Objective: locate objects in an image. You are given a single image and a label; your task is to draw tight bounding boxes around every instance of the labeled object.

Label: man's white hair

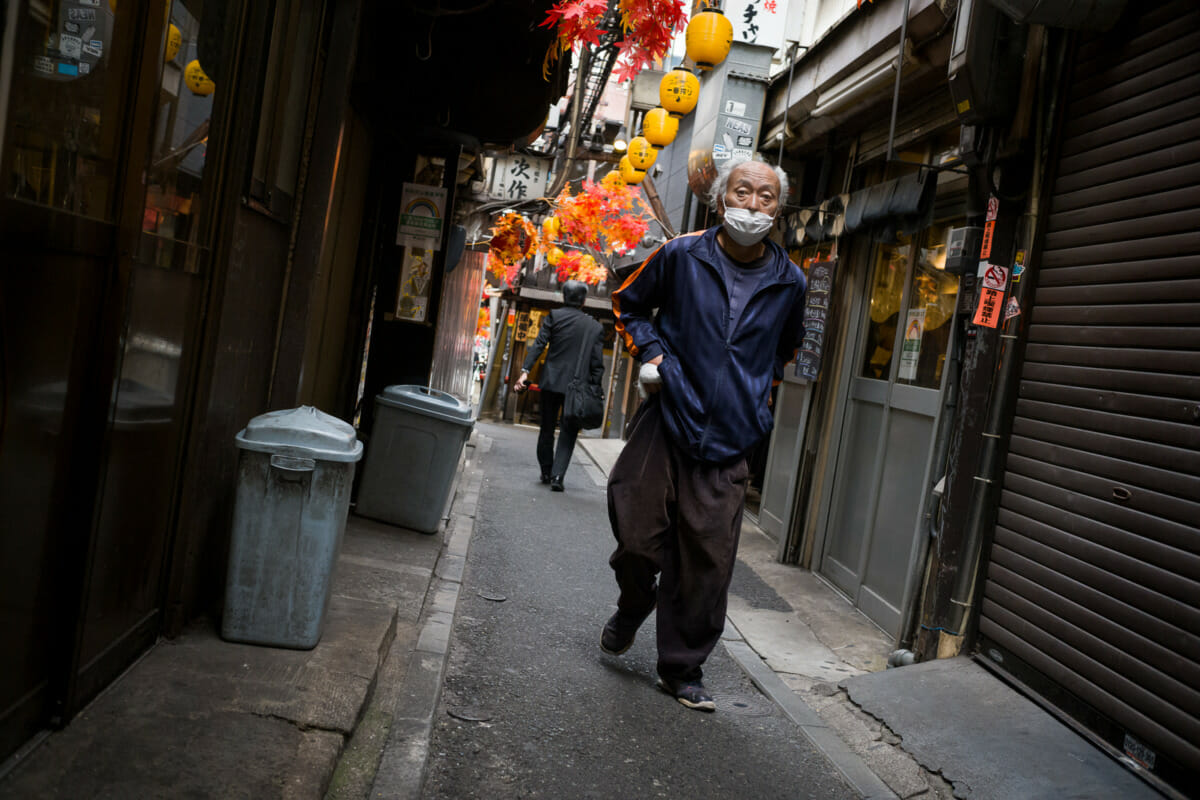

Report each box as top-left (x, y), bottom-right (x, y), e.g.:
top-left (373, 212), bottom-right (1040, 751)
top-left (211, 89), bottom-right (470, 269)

top-left (707, 155), bottom-right (789, 213)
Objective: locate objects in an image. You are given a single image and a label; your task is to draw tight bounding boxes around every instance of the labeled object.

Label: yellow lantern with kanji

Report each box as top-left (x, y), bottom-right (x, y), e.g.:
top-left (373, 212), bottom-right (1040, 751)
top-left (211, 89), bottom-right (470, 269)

top-left (686, 8), bottom-right (732, 71)
top-left (659, 67), bottom-right (700, 117)
top-left (619, 157), bottom-right (645, 184)
top-left (165, 24), bottom-right (182, 62)
top-left (627, 136), bottom-right (657, 171)
top-left (184, 60), bottom-right (215, 95)
top-left (642, 108), bottom-right (678, 149)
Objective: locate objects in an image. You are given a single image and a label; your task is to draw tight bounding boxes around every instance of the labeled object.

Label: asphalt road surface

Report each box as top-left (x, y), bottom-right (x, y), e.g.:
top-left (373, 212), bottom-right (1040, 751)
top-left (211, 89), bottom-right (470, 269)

top-left (422, 422), bottom-right (857, 799)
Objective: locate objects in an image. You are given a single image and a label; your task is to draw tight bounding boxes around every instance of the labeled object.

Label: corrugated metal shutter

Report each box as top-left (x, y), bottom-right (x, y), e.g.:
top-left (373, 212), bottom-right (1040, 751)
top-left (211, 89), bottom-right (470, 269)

top-left (978, 0), bottom-right (1200, 787)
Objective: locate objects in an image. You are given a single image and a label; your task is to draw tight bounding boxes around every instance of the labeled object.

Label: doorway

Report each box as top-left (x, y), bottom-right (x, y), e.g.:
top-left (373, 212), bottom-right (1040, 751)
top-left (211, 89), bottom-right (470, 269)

top-left (819, 223), bottom-right (958, 635)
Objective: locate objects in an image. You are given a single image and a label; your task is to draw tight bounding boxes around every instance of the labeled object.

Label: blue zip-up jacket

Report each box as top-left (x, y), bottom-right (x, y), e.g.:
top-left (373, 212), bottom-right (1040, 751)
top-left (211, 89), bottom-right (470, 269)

top-left (613, 226), bottom-right (807, 464)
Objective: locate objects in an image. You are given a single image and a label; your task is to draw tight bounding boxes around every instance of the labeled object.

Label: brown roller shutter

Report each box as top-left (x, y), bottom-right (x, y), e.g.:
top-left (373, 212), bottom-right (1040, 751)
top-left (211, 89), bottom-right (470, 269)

top-left (978, 0), bottom-right (1200, 793)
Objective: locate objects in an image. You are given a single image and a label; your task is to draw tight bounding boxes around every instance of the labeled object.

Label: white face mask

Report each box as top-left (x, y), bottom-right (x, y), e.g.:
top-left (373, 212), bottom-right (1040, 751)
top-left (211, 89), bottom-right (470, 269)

top-left (722, 206), bottom-right (774, 246)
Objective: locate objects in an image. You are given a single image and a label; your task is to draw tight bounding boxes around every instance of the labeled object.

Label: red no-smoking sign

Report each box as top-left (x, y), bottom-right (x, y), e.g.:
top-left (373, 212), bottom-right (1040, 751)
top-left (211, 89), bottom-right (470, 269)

top-left (981, 263), bottom-right (1009, 290)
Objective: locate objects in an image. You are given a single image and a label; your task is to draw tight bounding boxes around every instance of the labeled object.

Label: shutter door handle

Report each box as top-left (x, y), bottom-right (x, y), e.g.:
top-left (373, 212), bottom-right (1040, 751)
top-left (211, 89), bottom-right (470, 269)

top-left (1112, 487), bottom-right (1132, 503)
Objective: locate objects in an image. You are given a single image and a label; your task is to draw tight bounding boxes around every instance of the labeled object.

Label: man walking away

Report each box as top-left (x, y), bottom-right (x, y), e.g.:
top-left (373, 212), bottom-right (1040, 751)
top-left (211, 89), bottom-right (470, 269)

top-left (514, 280), bottom-right (604, 491)
top-left (602, 157), bottom-right (806, 711)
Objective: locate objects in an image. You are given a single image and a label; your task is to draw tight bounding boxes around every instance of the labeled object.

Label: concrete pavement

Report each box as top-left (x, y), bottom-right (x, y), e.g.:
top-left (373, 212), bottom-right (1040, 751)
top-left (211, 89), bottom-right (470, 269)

top-left (0, 424), bottom-right (1165, 799)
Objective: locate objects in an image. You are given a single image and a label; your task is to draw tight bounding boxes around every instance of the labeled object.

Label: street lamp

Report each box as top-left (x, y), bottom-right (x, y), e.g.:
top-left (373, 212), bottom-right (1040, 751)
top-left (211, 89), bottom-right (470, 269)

top-left (613, 125), bottom-right (628, 153)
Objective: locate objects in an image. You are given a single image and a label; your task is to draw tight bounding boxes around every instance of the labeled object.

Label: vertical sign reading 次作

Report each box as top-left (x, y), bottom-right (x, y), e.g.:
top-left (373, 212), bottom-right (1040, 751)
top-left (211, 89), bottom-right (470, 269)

top-left (795, 259), bottom-right (836, 381)
top-left (489, 156), bottom-right (551, 203)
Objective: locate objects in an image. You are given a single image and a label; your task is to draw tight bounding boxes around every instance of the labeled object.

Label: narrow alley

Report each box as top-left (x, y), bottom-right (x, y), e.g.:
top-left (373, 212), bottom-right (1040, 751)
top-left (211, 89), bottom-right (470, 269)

top-left (417, 423), bottom-right (857, 799)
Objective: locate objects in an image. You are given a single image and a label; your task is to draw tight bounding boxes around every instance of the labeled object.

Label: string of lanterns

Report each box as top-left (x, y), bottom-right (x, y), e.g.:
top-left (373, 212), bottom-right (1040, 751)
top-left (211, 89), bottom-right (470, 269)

top-left (617, 6), bottom-right (731, 185)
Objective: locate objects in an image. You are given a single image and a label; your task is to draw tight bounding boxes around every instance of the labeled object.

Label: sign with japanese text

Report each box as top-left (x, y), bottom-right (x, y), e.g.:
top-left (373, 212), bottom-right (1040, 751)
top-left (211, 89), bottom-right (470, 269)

top-left (525, 309), bottom-right (546, 342)
top-left (726, 0), bottom-right (788, 50)
top-left (396, 183), bottom-right (447, 250)
top-left (489, 156), bottom-right (551, 203)
top-left (795, 259), bottom-right (836, 381)
top-left (973, 287), bottom-right (1003, 328)
top-left (980, 219), bottom-right (995, 259)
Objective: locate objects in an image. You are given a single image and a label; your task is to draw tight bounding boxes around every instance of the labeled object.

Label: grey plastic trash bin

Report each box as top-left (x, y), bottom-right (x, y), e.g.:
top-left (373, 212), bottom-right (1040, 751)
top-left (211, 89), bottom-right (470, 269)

top-left (355, 385), bottom-right (474, 533)
top-left (222, 406), bottom-right (363, 649)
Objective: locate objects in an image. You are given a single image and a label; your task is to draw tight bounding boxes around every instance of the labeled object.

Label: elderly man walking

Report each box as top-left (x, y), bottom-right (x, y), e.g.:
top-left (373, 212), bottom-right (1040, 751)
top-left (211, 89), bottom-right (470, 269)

top-left (601, 157), bottom-right (806, 711)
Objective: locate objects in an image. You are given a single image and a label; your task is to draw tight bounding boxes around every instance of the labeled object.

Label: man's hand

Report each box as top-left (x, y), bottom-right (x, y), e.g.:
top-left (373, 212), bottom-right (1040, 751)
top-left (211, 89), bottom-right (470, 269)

top-left (514, 370), bottom-right (529, 393)
top-left (637, 359), bottom-right (663, 400)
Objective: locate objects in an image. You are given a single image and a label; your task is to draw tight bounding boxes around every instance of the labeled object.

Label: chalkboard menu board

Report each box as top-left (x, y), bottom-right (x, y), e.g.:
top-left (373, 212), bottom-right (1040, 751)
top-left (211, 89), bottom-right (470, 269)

top-left (795, 260), bottom-right (837, 381)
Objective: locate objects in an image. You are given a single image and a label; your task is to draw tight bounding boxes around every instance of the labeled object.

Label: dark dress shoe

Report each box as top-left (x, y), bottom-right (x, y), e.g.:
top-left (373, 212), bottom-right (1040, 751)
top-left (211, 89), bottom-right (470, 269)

top-left (540, 472), bottom-right (552, 484)
top-left (550, 476), bottom-right (564, 492)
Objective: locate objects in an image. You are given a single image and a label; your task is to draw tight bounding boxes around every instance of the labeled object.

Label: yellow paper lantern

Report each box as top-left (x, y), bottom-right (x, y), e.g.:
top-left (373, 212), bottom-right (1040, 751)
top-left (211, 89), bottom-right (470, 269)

top-left (627, 136), bottom-right (657, 171)
top-left (642, 108), bottom-right (678, 149)
top-left (686, 8), bottom-right (733, 71)
top-left (165, 24), bottom-right (182, 62)
top-left (184, 59), bottom-right (215, 96)
top-left (659, 67), bottom-right (700, 117)
top-left (619, 157), bottom-right (645, 185)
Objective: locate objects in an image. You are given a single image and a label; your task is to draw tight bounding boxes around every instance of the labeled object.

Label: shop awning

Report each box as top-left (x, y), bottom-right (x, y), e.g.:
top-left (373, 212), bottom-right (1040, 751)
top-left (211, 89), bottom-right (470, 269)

top-left (843, 170), bottom-right (937, 238)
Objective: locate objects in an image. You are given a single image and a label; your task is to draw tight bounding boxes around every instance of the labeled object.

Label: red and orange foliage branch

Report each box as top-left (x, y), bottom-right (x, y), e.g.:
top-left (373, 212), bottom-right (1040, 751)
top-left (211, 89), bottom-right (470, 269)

top-left (542, 170), bottom-right (649, 284)
top-left (541, 0), bottom-right (687, 82)
top-left (486, 172), bottom-right (650, 288)
top-left (486, 211), bottom-right (538, 288)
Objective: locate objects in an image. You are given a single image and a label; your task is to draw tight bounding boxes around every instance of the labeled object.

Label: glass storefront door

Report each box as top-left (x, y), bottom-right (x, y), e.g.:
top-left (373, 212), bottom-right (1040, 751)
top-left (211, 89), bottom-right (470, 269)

top-left (0, 0), bottom-right (235, 758)
top-left (819, 224), bottom-right (958, 636)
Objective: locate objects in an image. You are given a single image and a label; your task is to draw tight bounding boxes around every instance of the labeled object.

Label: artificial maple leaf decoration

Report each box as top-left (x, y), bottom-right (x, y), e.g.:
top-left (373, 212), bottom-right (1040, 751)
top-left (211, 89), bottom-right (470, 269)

top-left (542, 0), bottom-right (688, 82)
top-left (487, 211), bottom-right (538, 288)
top-left (539, 170), bottom-right (650, 285)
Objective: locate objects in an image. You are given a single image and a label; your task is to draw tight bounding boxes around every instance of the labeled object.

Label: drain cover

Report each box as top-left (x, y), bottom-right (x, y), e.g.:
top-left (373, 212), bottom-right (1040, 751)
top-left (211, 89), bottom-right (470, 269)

top-left (715, 693), bottom-right (776, 717)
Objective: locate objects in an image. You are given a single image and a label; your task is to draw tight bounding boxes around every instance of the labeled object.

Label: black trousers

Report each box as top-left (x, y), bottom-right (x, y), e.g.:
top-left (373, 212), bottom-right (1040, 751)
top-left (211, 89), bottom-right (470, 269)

top-left (537, 390), bottom-right (582, 479)
top-left (606, 397), bottom-right (749, 681)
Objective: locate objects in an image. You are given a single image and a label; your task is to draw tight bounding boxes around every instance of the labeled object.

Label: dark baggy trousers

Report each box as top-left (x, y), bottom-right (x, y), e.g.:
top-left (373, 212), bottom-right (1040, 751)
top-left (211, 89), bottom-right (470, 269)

top-left (606, 397), bottom-right (749, 681)
top-left (537, 390), bottom-right (582, 479)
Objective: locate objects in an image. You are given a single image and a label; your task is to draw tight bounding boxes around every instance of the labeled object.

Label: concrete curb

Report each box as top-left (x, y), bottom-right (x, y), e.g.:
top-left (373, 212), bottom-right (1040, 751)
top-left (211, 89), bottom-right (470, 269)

top-left (723, 622), bottom-right (898, 800)
top-left (366, 436), bottom-right (488, 799)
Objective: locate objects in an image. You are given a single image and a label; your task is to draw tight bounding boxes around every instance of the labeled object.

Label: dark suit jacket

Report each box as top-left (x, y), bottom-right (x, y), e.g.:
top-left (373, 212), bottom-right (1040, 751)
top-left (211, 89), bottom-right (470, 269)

top-left (522, 306), bottom-right (604, 394)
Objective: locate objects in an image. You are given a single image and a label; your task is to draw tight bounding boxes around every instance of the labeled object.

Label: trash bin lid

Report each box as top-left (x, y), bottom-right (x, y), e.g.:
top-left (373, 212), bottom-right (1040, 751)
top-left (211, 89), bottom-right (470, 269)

top-left (376, 385), bottom-right (474, 426)
top-left (235, 406), bottom-right (363, 462)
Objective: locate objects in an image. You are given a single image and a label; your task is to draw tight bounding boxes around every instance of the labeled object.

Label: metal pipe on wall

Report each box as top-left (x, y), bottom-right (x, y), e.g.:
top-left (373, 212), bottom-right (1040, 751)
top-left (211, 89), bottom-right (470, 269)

top-left (546, 47), bottom-right (592, 199)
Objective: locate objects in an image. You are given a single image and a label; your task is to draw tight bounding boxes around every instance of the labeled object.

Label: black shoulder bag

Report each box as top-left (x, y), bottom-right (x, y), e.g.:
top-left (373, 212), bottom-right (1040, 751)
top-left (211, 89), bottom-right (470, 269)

top-left (562, 319), bottom-right (605, 429)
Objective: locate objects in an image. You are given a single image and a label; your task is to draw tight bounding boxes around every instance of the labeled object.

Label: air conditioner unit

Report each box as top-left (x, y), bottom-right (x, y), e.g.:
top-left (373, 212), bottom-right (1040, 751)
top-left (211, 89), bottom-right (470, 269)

top-left (947, 0), bottom-right (1029, 124)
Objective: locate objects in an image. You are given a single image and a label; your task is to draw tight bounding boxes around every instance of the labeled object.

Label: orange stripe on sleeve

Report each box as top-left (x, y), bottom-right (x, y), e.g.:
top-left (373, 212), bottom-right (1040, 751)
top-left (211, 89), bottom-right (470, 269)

top-left (611, 232), bottom-right (702, 356)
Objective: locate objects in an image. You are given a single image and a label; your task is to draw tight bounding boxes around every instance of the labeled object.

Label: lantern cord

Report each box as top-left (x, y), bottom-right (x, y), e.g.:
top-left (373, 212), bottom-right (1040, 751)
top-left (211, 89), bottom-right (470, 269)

top-left (416, 19), bottom-right (434, 60)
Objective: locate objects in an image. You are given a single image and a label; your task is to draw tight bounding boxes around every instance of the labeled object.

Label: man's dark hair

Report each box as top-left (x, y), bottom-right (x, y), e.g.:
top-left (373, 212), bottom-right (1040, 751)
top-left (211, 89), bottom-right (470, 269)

top-left (562, 280), bottom-right (588, 308)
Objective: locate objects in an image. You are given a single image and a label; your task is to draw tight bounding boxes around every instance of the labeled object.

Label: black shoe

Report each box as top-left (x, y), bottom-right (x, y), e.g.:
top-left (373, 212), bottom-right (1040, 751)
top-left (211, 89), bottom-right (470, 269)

top-left (550, 476), bottom-right (564, 491)
top-left (600, 602), bottom-right (655, 655)
top-left (540, 471), bottom-right (552, 485)
top-left (657, 676), bottom-right (716, 712)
